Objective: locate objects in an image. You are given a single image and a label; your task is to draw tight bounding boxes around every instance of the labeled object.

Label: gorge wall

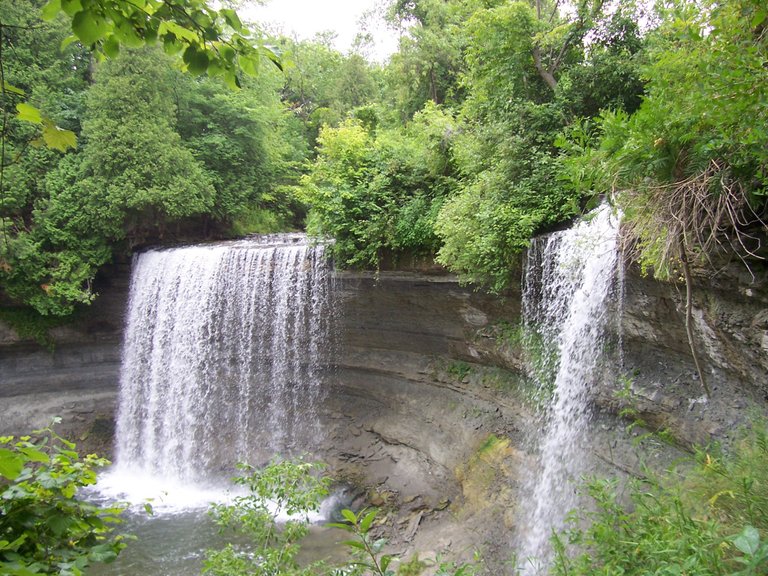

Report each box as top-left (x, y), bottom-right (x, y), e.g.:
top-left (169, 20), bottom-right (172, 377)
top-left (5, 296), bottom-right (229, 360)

top-left (1, 254), bottom-right (767, 566)
top-left (0, 263), bottom-right (129, 453)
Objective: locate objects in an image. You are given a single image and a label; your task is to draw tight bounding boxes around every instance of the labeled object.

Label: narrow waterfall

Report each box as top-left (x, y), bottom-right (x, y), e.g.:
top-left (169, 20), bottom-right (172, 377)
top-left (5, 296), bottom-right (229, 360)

top-left (517, 205), bottom-right (620, 572)
top-left (111, 234), bottom-right (334, 488)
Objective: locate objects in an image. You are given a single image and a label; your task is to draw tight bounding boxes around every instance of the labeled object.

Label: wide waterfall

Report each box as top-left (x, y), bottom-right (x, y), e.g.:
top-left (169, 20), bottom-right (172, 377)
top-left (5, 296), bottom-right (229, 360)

top-left (517, 205), bottom-right (621, 572)
top-left (109, 234), bottom-right (334, 494)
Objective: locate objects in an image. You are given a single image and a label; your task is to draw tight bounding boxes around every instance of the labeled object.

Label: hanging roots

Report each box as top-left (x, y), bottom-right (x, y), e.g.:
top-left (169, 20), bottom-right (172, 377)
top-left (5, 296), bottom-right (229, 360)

top-left (620, 158), bottom-right (766, 280)
top-left (618, 159), bottom-right (766, 398)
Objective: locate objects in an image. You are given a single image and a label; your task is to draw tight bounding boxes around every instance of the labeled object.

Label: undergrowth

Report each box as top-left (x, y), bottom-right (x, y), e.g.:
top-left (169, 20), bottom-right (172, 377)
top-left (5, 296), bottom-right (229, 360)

top-left (551, 423), bottom-right (768, 576)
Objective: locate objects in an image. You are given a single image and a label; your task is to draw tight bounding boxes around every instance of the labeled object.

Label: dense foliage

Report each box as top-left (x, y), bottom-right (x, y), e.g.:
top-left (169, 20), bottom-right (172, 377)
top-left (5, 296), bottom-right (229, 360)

top-left (298, 0), bottom-right (648, 289)
top-left (297, 0), bottom-right (766, 292)
top-left (0, 423), bottom-right (124, 575)
top-left (560, 0), bottom-right (768, 279)
top-left (552, 425), bottom-right (768, 576)
top-left (0, 0), bottom-right (309, 316)
top-left (300, 103), bottom-right (457, 267)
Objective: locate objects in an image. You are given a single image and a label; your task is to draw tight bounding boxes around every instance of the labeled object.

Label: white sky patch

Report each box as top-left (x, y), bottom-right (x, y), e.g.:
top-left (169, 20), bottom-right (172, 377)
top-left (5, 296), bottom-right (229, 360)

top-left (242, 0), bottom-right (400, 62)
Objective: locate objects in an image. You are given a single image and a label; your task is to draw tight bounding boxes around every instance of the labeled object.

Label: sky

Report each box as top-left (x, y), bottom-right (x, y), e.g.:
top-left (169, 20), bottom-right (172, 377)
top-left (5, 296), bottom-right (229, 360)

top-left (243, 0), bottom-right (401, 61)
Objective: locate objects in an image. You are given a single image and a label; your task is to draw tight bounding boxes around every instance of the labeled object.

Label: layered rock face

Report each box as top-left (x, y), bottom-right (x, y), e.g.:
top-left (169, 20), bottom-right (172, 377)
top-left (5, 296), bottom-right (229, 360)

top-left (322, 272), bottom-right (532, 564)
top-left (0, 265), bottom-right (128, 451)
top-left (601, 261), bottom-right (768, 448)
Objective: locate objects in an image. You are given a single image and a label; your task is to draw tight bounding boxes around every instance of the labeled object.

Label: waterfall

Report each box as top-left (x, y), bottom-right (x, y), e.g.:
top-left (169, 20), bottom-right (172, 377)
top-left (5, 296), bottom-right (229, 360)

top-left (109, 234), bottom-right (334, 494)
top-left (517, 205), bottom-right (620, 572)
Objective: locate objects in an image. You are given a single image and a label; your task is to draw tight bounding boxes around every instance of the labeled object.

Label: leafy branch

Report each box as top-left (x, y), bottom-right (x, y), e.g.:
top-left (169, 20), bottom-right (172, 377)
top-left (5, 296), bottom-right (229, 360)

top-left (0, 420), bottom-right (126, 575)
top-left (330, 509), bottom-right (395, 576)
top-left (41, 0), bottom-right (281, 88)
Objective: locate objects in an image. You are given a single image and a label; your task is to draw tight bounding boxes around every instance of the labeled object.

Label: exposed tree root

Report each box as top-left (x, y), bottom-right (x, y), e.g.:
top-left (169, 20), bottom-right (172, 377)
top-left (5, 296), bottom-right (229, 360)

top-left (618, 159), bottom-right (766, 398)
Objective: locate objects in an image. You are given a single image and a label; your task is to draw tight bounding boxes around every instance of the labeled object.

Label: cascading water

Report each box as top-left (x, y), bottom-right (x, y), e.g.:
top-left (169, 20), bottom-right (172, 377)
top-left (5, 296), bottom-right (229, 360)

top-left (102, 234), bottom-right (334, 505)
top-left (517, 205), bottom-right (620, 572)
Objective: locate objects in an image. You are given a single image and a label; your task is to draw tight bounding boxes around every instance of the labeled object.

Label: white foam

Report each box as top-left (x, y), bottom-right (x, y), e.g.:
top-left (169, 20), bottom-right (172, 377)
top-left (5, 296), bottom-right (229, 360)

top-left (90, 465), bottom-right (338, 524)
top-left (90, 466), bottom-right (239, 514)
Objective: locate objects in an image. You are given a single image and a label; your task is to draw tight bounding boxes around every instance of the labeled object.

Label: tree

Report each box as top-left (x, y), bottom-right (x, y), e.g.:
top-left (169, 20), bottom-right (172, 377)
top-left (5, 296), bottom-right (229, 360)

top-left (558, 0), bottom-right (768, 395)
top-left (75, 47), bottom-right (214, 240)
top-left (0, 0), bottom-right (288, 317)
top-left (529, 0), bottom-right (608, 91)
top-left (204, 459), bottom-right (330, 576)
top-left (2, 0), bottom-right (274, 197)
top-left (1, 0), bottom-right (96, 315)
top-left (2, 45), bottom-right (219, 316)
top-left (176, 69), bottom-right (308, 231)
top-left (432, 1), bottom-right (581, 291)
top-left (300, 104), bottom-right (458, 268)
top-left (280, 36), bottom-right (380, 149)
top-left (432, 0), bottom-right (646, 291)
top-left (384, 0), bottom-right (490, 120)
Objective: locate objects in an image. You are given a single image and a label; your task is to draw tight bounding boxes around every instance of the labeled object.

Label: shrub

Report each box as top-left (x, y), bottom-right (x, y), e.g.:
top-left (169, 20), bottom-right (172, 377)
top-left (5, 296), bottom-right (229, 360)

top-left (0, 422), bottom-right (125, 575)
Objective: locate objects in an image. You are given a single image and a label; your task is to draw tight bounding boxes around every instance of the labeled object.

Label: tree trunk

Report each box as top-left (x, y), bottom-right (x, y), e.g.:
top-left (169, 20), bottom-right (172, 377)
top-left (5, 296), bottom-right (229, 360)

top-left (532, 46), bottom-right (558, 91)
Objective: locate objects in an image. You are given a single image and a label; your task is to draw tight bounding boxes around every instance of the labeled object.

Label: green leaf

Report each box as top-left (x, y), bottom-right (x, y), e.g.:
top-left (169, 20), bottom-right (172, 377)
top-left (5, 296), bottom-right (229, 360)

top-left (60, 35), bottom-right (78, 50)
top-left (360, 509), bottom-right (377, 534)
top-left (61, 0), bottom-right (83, 16)
top-left (18, 447), bottom-right (50, 464)
top-left (733, 525), bottom-right (761, 557)
top-left (327, 522), bottom-right (354, 532)
top-left (158, 20), bottom-right (198, 43)
top-left (187, 49), bottom-right (210, 74)
top-left (42, 120), bottom-right (77, 150)
top-left (72, 9), bottom-right (110, 46)
top-left (16, 103), bottom-right (42, 124)
top-left (380, 555), bottom-right (392, 572)
top-left (61, 482), bottom-right (77, 499)
top-left (0, 534), bottom-right (27, 552)
top-left (144, 27), bottom-right (158, 44)
top-left (206, 60), bottom-right (223, 77)
top-left (47, 514), bottom-right (73, 536)
top-left (102, 35), bottom-right (120, 58)
top-left (113, 20), bottom-right (144, 48)
top-left (41, 0), bottom-right (62, 20)
top-left (59, 436), bottom-right (76, 449)
top-left (163, 34), bottom-right (183, 55)
top-left (88, 543), bottom-right (120, 563)
top-left (342, 539), bottom-right (367, 551)
top-left (223, 70), bottom-right (240, 90)
top-left (0, 448), bottom-right (25, 480)
top-left (239, 54), bottom-right (259, 76)
top-left (220, 45), bottom-right (235, 63)
top-left (221, 8), bottom-right (243, 32)
top-left (341, 509), bottom-right (358, 524)
top-left (2, 81), bottom-right (25, 96)
top-left (262, 45), bottom-right (283, 71)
